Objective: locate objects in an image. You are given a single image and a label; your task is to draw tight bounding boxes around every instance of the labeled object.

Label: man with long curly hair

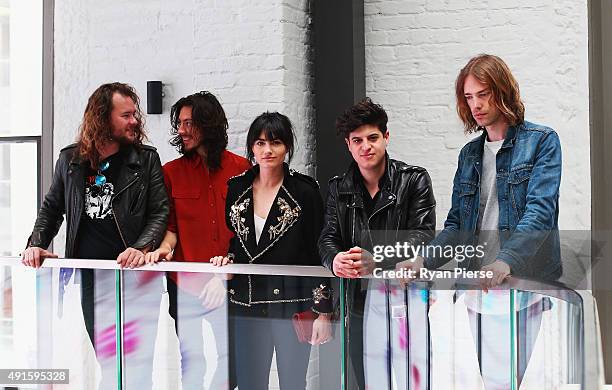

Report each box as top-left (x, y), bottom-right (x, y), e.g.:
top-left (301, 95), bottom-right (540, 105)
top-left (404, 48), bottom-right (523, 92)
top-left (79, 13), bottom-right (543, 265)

top-left (23, 82), bottom-right (168, 267)
top-left (145, 91), bottom-right (249, 388)
top-left (22, 82), bottom-right (169, 388)
top-left (398, 54), bottom-right (562, 388)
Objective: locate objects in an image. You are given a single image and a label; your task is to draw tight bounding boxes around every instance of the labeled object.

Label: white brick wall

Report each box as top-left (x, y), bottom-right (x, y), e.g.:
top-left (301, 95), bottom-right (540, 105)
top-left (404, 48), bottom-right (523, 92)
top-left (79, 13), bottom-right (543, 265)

top-left (53, 0), bottom-right (314, 170)
top-left (364, 0), bottom-right (590, 230)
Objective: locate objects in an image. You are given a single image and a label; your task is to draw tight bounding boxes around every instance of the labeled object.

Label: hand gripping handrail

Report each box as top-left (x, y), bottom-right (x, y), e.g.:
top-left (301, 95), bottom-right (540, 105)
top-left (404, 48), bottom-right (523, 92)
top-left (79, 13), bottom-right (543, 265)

top-left (0, 256), bottom-right (334, 277)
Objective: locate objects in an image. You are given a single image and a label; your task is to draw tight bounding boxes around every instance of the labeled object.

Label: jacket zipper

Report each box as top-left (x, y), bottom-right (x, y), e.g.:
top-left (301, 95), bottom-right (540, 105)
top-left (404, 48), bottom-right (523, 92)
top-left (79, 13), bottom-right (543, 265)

top-left (366, 198), bottom-right (395, 245)
top-left (70, 192), bottom-right (81, 256)
top-left (351, 206), bottom-right (356, 245)
top-left (111, 174), bottom-right (139, 248)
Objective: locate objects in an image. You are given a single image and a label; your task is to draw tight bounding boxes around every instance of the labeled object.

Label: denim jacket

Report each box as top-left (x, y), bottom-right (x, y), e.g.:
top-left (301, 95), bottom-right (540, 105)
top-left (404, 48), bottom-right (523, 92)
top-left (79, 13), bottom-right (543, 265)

top-left (425, 121), bottom-right (562, 281)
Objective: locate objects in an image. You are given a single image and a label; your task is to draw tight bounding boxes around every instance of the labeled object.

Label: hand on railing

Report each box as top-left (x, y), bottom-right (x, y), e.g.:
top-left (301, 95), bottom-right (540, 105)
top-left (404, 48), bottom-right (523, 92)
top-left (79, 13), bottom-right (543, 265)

top-left (480, 260), bottom-right (511, 292)
top-left (210, 256), bottom-right (233, 266)
top-left (144, 244), bottom-right (174, 264)
top-left (332, 246), bottom-right (375, 278)
top-left (21, 246), bottom-right (58, 268)
top-left (116, 247), bottom-right (146, 269)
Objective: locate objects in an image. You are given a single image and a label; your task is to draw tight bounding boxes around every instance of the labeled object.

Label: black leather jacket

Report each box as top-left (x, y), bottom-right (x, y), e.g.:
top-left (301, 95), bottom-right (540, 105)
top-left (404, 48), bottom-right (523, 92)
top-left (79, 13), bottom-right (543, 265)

top-left (27, 143), bottom-right (169, 257)
top-left (318, 156), bottom-right (436, 272)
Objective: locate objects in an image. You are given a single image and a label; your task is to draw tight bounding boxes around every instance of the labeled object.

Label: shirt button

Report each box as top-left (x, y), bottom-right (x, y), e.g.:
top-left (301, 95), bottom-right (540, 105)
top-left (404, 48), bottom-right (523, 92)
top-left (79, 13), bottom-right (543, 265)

top-left (210, 204), bottom-right (214, 207)
top-left (209, 185), bottom-right (212, 189)
top-left (273, 288), bottom-right (280, 295)
top-left (212, 220), bottom-right (216, 224)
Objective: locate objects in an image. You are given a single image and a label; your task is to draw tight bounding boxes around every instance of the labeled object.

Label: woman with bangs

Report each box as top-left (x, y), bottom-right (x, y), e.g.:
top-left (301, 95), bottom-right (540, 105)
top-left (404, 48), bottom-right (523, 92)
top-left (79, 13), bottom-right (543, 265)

top-left (211, 112), bottom-right (333, 390)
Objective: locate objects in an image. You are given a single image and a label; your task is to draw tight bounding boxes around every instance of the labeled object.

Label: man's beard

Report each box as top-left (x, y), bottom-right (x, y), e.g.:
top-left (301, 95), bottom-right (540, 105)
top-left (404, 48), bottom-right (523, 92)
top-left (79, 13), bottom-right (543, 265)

top-left (182, 140), bottom-right (205, 155)
top-left (110, 130), bottom-right (137, 145)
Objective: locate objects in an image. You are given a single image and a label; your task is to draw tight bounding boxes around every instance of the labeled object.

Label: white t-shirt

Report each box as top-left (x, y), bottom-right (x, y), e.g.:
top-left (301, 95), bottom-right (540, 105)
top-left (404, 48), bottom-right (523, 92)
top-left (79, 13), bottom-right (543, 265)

top-left (476, 138), bottom-right (504, 267)
top-left (254, 213), bottom-right (266, 245)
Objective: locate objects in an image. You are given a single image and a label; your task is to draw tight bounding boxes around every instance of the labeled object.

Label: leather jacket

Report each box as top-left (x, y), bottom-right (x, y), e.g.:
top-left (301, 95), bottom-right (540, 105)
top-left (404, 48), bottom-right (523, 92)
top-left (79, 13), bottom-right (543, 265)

top-left (318, 155), bottom-right (436, 272)
top-left (27, 143), bottom-right (169, 257)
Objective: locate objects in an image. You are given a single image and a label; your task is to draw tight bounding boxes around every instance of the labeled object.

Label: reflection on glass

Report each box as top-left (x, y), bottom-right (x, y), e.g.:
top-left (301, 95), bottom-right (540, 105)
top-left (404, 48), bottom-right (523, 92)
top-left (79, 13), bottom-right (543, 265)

top-left (351, 280), bottom-right (587, 390)
top-left (0, 266), bottom-right (120, 389)
top-left (116, 270), bottom-right (341, 390)
top-left (363, 279), bottom-right (430, 389)
top-left (517, 291), bottom-right (584, 389)
top-left (227, 273), bottom-right (341, 390)
top-left (168, 271), bottom-right (229, 389)
top-left (119, 270), bottom-right (164, 389)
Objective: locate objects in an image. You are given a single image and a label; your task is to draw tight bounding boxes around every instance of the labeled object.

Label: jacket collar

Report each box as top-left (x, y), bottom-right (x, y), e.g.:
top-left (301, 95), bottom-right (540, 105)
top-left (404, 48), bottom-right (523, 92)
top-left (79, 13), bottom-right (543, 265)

top-left (228, 162), bottom-right (301, 263)
top-left (69, 144), bottom-right (141, 168)
top-left (474, 123), bottom-right (520, 154)
top-left (338, 153), bottom-right (391, 196)
top-left (68, 145), bottom-right (142, 195)
top-left (184, 151), bottom-right (207, 169)
top-left (232, 162), bottom-right (294, 185)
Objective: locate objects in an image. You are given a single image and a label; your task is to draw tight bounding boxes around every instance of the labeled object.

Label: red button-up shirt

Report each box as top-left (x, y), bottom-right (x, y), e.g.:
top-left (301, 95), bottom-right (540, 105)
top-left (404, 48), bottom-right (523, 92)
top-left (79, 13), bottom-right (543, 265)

top-left (164, 150), bottom-right (250, 262)
top-left (163, 151), bottom-right (250, 294)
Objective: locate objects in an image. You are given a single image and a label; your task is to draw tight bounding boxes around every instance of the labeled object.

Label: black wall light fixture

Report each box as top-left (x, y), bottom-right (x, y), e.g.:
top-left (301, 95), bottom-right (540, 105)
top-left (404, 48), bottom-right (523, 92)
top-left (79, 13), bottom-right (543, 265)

top-left (147, 81), bottom-right (163, 114)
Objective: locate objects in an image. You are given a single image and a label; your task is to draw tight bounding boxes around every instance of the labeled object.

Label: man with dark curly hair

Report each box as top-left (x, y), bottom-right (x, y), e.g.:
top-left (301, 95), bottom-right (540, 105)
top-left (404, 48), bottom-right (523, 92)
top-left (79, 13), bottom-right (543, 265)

top-left (145, 91), bottom-right (250, 388)
top-left (318, 97), bottom-right (437, 389)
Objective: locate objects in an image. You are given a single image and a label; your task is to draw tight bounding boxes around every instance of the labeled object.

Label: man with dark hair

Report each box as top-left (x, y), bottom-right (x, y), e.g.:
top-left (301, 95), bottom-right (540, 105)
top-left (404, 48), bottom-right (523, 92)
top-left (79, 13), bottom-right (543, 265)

top-left (145, 91), bottom-right (250, 388)
top-left (318, 97), bottom-right (436, 389)
top-left (22, 82), bottom-right (169, 388)
top-left (398, 54), bottom-right (562, 387)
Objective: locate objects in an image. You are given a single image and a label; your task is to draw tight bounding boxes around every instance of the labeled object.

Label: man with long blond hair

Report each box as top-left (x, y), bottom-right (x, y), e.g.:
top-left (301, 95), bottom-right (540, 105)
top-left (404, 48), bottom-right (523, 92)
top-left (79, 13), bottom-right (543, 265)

top-left (399, 54), bottom-right (562, 387)
top-left (22, 82), bottom-right (169, 388)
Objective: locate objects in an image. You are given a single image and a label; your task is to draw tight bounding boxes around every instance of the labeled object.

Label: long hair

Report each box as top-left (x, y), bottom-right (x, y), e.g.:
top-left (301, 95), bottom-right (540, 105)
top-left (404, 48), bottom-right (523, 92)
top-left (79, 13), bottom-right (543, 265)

top-left (455, 54), bottom-right (525, 133)
top-left (169, 91), bottom-right (228, 171)
top-left (76, 83), bottom-right (146, 167)
top-left (335, 97), bottom-right (388, 138)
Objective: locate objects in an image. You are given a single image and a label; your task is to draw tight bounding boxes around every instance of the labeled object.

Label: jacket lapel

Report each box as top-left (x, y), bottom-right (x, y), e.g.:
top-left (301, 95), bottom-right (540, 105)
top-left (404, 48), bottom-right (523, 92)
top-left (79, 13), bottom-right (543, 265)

top-left (255, 185), bottom-right (301, 254)
top-left (113, 146), bottom-right (141, 195)
top-left (230, 182), bottom-right (302, 263)
top-left (228, 185), bottom-right (258, 261)
top-left (68, 159), bottom-right (86, 216)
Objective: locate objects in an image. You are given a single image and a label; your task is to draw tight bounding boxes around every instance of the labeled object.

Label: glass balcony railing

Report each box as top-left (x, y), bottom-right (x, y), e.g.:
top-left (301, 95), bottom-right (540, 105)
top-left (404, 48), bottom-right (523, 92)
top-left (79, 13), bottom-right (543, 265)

top-left (0, 257), bottom-right (604, 389)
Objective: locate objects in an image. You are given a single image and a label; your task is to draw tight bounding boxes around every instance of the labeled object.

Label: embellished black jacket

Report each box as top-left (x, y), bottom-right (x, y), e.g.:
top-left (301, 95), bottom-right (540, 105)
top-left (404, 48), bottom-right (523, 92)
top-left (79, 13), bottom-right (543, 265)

top-left (225, 163), bottom-right (332, 314)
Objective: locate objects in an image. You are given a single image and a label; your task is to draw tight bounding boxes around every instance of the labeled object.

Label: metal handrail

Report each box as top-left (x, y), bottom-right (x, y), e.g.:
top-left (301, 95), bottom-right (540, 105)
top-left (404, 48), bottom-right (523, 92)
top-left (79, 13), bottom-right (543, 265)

top-left (0, 256), bottom-right (334, 277)
top-left (0, 256), bottom-right (591, 298)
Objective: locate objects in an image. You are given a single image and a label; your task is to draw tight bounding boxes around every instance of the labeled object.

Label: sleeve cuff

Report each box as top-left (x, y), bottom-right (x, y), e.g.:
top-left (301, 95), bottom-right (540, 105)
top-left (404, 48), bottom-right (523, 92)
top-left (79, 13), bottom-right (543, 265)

top-left (496, 249), bottom-right (528, 275)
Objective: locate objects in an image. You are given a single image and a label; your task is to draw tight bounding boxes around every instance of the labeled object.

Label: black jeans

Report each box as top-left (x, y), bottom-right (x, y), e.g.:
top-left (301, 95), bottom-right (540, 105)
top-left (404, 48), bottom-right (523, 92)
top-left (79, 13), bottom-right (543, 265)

top-left (231, 303), bottom-right (312, 390)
